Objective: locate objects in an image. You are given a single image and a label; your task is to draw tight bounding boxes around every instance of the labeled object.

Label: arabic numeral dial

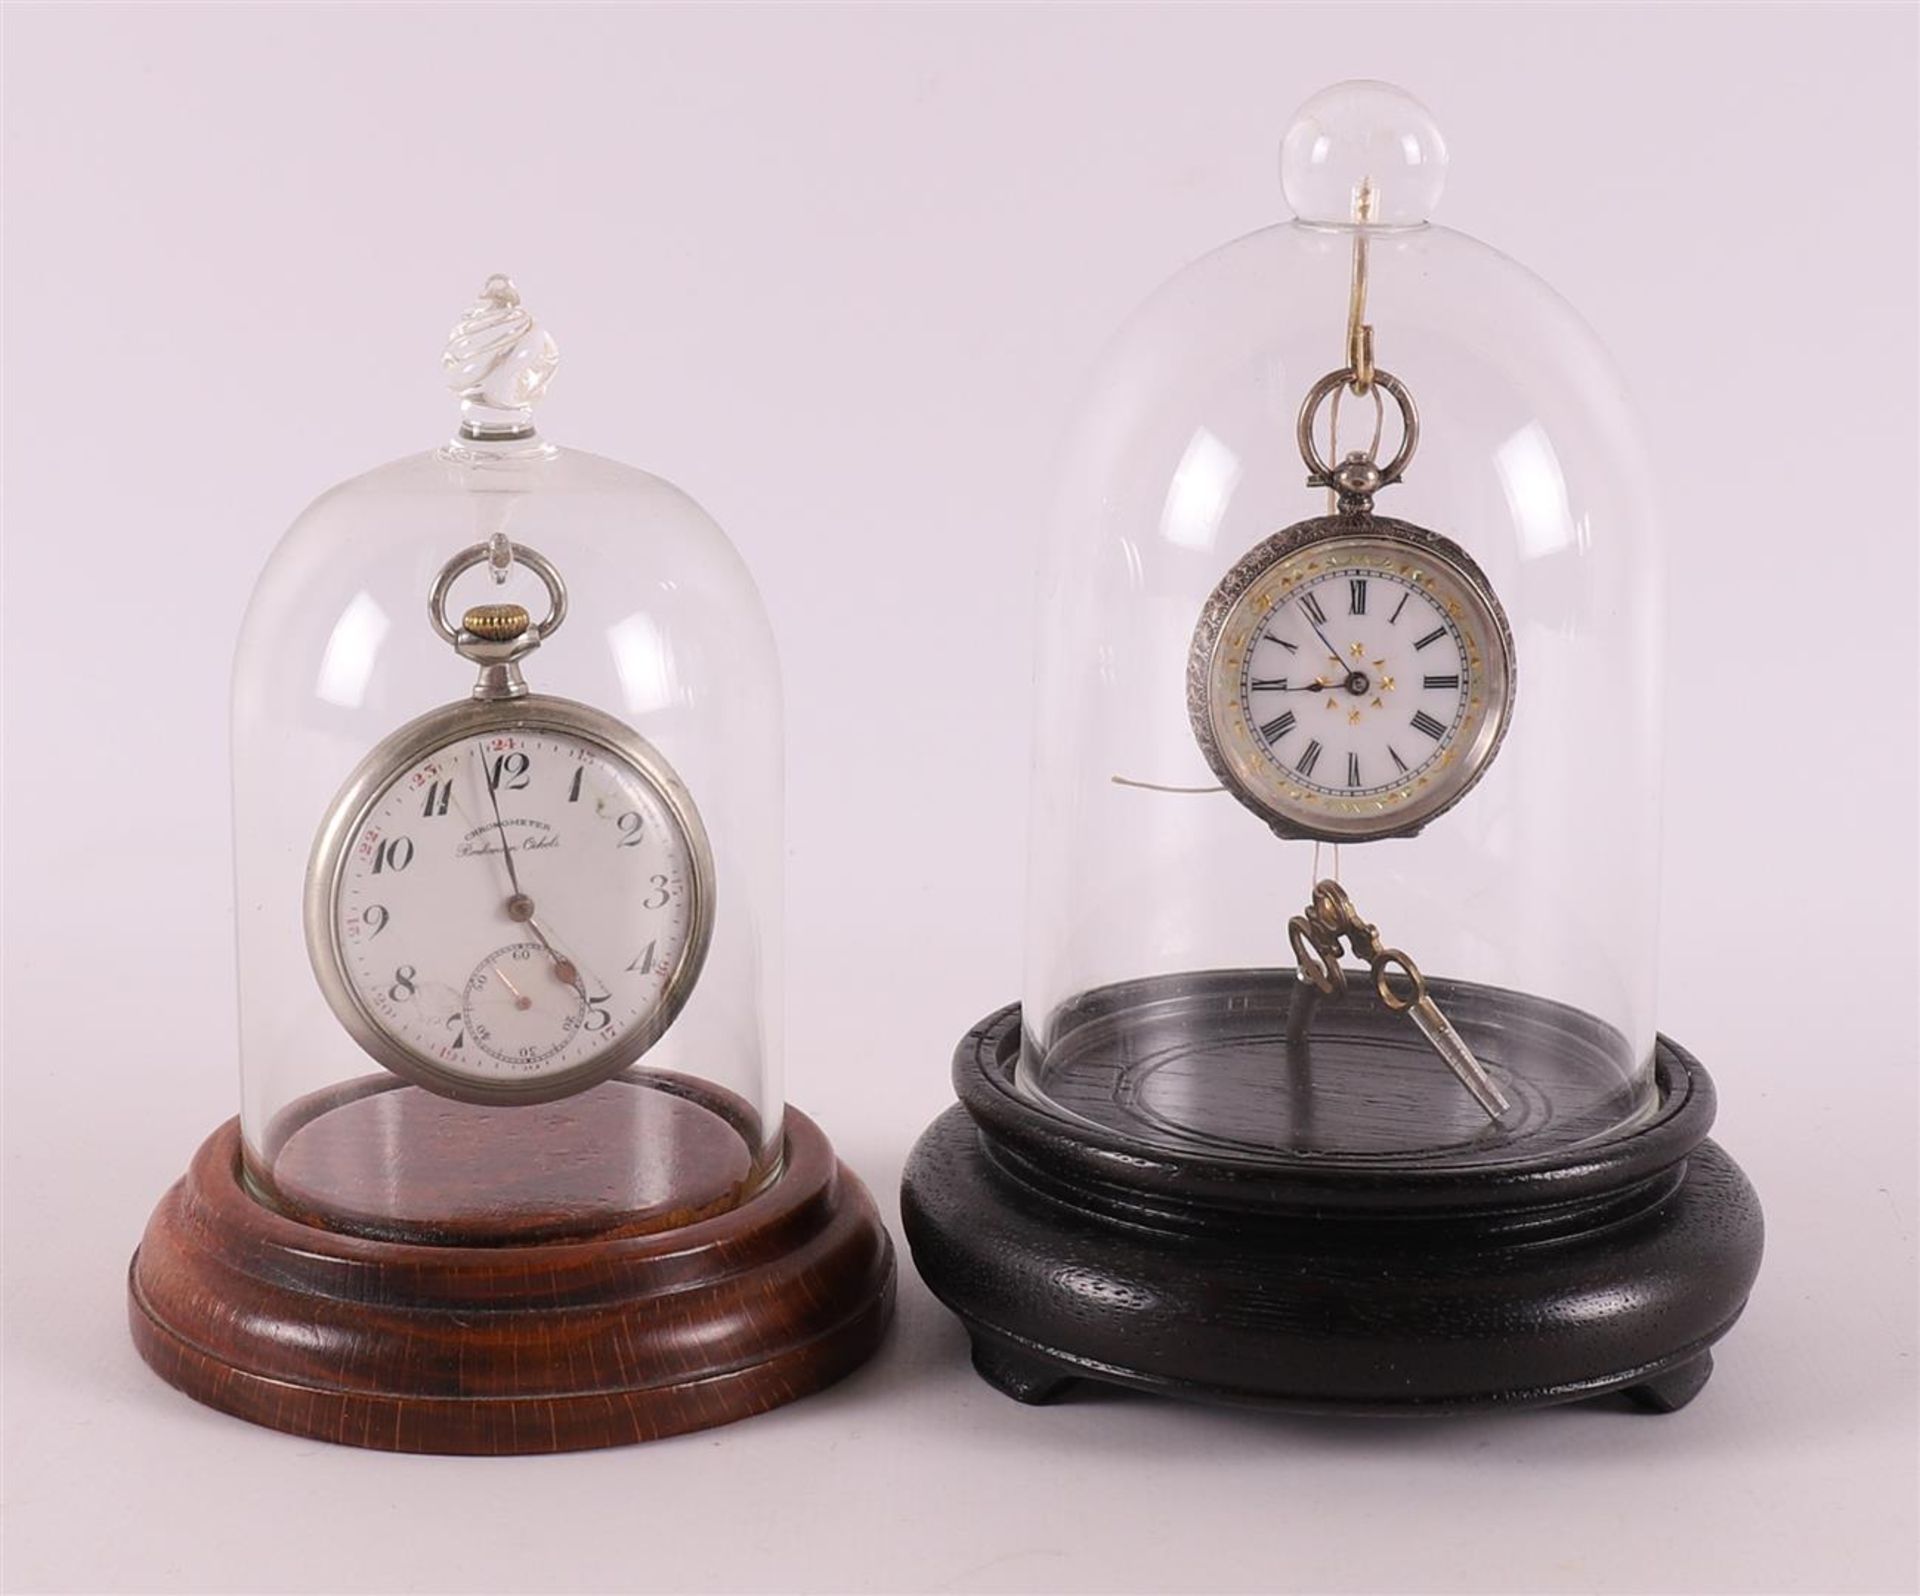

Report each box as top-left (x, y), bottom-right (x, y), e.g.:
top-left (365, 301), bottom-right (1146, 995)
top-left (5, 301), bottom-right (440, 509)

top-left (318, 715), bottom-right (714, 1104)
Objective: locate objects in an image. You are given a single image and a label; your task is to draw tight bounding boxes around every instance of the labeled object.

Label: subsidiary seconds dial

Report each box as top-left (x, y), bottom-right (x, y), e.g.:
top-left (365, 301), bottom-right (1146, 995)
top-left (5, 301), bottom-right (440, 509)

top-left (1190, 521), bottom-right (1514, 841)
top-left (306, 697), bottom-right (715, 1106)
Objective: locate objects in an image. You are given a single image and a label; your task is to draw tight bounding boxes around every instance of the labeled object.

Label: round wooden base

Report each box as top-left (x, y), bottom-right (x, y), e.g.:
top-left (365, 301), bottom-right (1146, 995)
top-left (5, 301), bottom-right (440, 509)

top-left (129, 1106), bottom-right (895, 1453)
top-left (902, 988), bottom-right (1764, 1416)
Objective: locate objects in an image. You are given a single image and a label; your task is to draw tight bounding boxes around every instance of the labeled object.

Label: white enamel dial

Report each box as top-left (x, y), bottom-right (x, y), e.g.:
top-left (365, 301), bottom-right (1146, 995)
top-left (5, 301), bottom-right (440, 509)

top-left (308, 700), bottom-right (714, 1105)
top-left (1193, 526), bottom-right (1513, 840)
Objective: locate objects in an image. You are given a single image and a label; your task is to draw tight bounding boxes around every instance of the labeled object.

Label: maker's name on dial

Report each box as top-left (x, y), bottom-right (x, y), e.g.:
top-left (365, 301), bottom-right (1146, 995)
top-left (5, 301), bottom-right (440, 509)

top-left (455, 823), bottom-right (562, 860)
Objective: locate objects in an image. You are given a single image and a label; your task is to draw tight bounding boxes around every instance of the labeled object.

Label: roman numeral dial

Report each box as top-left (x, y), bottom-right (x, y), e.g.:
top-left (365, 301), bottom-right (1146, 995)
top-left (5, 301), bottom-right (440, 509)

top-left (1237, 566), bottom-right (1476, 802)
top-left (1236, 564), bottom-right (1470, 802)
top-left (1194, 530), bottom-right (1514, 841)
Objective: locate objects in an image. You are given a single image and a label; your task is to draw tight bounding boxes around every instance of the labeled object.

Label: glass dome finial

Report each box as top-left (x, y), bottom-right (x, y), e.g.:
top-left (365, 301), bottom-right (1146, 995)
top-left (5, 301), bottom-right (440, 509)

top-left (1281, 80), bottom-right (1448, 226)
top-left (442, 273), bottom-right (560, 439)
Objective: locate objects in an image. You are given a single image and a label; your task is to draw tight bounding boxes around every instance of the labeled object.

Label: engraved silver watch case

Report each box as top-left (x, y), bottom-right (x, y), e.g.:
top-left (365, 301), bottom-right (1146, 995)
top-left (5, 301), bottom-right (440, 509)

top-left (1187, 367), bottom-right (1516, 843)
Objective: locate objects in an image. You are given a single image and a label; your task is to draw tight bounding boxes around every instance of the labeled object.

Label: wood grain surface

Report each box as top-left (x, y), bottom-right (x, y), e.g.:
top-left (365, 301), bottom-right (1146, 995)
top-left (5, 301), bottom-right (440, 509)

top-left (129, 1103), bottom-right (895, 1454)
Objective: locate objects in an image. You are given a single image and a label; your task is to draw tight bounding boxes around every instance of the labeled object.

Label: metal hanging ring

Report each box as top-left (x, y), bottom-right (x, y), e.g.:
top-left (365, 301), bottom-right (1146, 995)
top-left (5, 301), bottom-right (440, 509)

top-left (429, 540), bottom-right (569, 646)
top-left (1297, 366), bottom-right (1419, 491)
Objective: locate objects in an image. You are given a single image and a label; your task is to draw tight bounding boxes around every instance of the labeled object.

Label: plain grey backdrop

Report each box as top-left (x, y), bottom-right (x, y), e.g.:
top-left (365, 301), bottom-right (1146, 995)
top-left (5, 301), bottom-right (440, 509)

top-left (5, 5), bottom-right (1916, 1594)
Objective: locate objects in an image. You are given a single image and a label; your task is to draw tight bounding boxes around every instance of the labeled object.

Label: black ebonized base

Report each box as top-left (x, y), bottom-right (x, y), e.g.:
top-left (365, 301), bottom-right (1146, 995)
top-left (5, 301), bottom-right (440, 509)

top-left (902, 978), bottom-right (1763, 1417)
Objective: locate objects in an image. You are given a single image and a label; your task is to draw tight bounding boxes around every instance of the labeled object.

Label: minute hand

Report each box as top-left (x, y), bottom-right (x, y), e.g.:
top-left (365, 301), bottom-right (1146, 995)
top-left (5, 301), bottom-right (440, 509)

top-left (1301, 608), bottom-right (1349, 667)
top-left (474, 741), bottom-right (526, 899)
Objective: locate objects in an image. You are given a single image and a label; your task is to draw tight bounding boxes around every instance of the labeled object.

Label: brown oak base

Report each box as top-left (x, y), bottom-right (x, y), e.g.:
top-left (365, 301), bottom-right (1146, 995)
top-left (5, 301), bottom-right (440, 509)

top-left (128, 1107), bottom-right (895, 1454)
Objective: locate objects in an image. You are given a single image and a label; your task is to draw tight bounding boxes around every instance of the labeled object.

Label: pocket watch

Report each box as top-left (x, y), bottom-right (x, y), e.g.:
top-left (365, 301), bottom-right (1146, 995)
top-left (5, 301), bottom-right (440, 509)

top-left (304, 540), bottom-right (716, 1107)
top-left (1188, 368), bottom-right (1515, 842)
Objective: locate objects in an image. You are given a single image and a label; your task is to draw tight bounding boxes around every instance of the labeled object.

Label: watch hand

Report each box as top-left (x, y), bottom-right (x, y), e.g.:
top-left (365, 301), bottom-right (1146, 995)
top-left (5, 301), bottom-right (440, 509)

top-left (1301, 610), bottom-right (1348, 668)
top-left (491, 963), bottom-right (534, 1011)
top-left (523, 914), bottom-right (583, 991)
top-left (472, 741), bottom-right (526, 900)
top-left (468, 745), bottom-right (596, 1001)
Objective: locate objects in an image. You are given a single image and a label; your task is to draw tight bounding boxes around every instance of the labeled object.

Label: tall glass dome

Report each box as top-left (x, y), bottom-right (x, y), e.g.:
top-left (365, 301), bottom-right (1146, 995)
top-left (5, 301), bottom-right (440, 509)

top-left (231, 276), bottom-right (783, 1240)
top-left (1018, 82), bottom-right (1662, 1167)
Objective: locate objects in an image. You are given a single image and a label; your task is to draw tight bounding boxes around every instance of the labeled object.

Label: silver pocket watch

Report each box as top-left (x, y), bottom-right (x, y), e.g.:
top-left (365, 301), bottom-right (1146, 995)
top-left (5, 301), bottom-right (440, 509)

top-left (304, 541), bottom-right (716, 1107)
top-left (1188, 367), bottom-right (1516, 843)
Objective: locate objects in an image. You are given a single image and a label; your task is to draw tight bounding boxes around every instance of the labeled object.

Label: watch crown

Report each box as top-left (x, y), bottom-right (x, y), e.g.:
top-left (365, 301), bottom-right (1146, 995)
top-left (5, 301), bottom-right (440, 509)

top-left (461, 602), bottom-right (532, 642)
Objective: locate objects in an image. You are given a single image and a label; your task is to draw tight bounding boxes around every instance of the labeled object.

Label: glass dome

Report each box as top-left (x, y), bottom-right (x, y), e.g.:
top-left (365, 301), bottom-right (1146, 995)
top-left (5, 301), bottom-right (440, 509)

top-left (232, 276), bottom-right (783, 1241)
top-left (1018, 83), bottom-right (1662, 1168)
